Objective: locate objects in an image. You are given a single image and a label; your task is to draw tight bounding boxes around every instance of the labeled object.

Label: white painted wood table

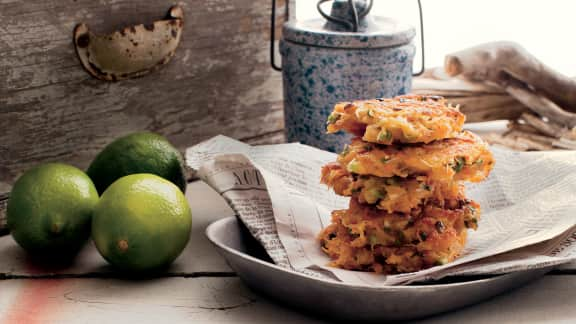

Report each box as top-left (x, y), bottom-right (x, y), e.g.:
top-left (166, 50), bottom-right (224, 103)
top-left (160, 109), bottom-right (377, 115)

top-left (1, 180), bottom-right (575, 323)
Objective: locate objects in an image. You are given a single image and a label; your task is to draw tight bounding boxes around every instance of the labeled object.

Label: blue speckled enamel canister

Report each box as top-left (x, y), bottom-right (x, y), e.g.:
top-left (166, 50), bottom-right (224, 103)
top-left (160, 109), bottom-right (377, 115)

top-left (279, 0), bottom-right (417, 152)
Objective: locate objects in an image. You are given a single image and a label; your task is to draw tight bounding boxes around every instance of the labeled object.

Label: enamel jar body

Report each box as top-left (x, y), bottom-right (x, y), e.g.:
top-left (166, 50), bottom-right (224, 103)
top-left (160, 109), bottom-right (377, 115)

top-left (280, 11), bottom-right (416, 152)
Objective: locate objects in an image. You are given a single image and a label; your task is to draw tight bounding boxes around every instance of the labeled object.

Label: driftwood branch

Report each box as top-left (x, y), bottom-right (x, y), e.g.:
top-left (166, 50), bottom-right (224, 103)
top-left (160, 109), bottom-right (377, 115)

top-left (445, 42), bottom-right (576, 128)
top-left (483, 133), bottom-right (553, 151)
top-left (553, 138), bottom-right (576, 150)
top-left (445, 41), bottom-right (576, 112)
top-left (507, 120), bottom-right (540, 135)
top-left (504, 78), bottom-right (576, 128)
top-left (441, 41), bottom-right (576, 151)
top-left (506, 130), bottom-right (555, 147)
top-left (520, 113), bottom-right (566, 138)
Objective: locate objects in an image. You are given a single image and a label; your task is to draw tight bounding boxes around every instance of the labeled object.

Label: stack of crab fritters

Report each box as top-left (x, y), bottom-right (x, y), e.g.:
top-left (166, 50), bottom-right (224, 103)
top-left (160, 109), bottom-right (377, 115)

top-left (318, 95), bottom-right (494, 274)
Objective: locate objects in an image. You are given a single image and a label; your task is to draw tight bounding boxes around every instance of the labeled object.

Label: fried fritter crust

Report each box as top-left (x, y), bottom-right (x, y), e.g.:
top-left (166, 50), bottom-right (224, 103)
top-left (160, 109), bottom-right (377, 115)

top-left (318, 199), bottom-right (479, 273)
top-left (319, 225), bottom-right (467, 273)
top-left (326, 95), bottom-right (465, 145)
top-left (337, 131), bottom-right (494, 182)
top-left (321, 162), bottom-right (464, 213)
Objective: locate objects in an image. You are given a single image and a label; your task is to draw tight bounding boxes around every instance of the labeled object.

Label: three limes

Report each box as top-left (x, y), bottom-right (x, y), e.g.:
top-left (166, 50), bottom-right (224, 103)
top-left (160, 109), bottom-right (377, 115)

top-left (92, 174), bottom-right (192, 272)
top-left (7, 163), bottom-right (99, 254)
top-left (87, 132), bottom-right (187, 194)
top-left (7, 132), bottom-right (193, 272)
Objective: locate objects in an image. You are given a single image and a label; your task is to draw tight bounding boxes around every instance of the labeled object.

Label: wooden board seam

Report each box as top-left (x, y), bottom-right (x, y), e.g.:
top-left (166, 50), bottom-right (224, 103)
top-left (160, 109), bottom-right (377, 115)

top-left (2, 270), bottom-right (575, 281)
top-left (0, 271), bottom-right (237, 281)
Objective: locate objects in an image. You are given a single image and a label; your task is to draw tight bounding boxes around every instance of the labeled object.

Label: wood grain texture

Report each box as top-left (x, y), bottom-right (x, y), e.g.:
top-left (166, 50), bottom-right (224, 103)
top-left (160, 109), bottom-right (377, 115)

top-left (244, 129), bottom-right (286, 145)
top-left (0, 0), bottom-right (287, 193)
top-left (412, 77), bottom-right (528, 122)
top-left (1, 275), bottom-right (576, 323)
top-left (451, 94), bottom-right (527, 122)
top-left (0, 277), bottom-right (324, 324)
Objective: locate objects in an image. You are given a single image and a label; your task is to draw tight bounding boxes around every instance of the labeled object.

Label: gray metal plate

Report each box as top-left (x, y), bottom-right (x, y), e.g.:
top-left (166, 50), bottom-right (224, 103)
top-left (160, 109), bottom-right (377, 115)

top-left (206, 216), bottom-right (551, 321)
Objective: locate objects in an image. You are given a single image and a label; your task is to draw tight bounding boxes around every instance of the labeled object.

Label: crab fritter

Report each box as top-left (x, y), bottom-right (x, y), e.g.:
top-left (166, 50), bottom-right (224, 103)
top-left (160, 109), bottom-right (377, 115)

top-left (321, 162), bottom-right (464, 213)
top-left (326, 95), bottom-right (465, 145)
top-left (326, 198), bottom-right (481, 249)
top-left (319, 224), bottom-right (467, 274)
top-left (318, 199), bottom-right (479, 273)
top-left (337, 131), bottom-right (494, 182)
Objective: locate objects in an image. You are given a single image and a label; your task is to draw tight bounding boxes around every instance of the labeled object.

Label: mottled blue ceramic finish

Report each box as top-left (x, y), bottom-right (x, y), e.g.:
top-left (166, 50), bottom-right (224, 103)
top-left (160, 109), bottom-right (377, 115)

top-left (280, 0), bottom-right (416, 152)
top-left (280, 40), bottom-right (415, 152)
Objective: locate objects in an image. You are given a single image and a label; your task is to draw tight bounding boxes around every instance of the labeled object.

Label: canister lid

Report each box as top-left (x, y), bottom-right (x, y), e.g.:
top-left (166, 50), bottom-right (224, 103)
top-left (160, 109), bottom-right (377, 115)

top-left (283, 0), bottom-right (415, 49)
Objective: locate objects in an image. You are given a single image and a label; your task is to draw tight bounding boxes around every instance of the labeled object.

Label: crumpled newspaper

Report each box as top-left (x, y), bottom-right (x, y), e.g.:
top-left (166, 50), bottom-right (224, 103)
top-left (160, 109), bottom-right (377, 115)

top-left (187, 135), bottom-right (576, 286)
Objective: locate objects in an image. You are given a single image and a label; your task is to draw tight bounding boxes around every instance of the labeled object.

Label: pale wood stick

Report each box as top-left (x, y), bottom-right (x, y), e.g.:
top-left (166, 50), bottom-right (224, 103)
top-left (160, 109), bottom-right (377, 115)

top-left (484, 132), bottom-right (556, 151)
top-left (505, 130), bottom-right (555, 146)
top-left (502, 132), bottom-right (555, 151)
top-left (504, 78), bottom-right (576, 128)
top-left (560, 129), bottom-right (576, 141)
top-left (482, 133), bottom-right (530, 151)
top-left (445, 41), bottom-right (576, 112)
top-left (515, 137), bottom-right (554, 151)
top-left (507, 120), bottom-right (541, 135)
top-left (553, 138), bottom-right (576, 150)
top-left (520, 113), bottom-right (565, 138)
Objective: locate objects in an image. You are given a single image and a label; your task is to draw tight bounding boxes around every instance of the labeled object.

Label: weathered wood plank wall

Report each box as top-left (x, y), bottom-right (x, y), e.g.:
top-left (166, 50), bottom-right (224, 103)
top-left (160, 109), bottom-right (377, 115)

top-left (0, 0), bottom-right (287, 195)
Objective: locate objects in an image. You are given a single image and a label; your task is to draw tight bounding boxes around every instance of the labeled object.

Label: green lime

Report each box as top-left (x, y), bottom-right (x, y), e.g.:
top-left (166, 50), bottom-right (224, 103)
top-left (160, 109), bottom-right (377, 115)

top-left (7, 163), bottom-right (99, 254)
top-left (92, 174), bottom-right (192, 272)
top-left (87, 132), bottom-right (187, 194)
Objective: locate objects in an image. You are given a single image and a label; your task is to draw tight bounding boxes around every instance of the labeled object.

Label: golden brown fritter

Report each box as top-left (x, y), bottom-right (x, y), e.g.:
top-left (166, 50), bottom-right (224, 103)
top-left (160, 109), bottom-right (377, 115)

top-left (326, 95), bottom-right (465, 145)
top-left (319, 225), bottom-right (467, 274)
top-left (328, 198), bottom-right (480, 248)
top-left (321, 162), bottom-right (464, 213)
top-left (318, 199), bottom-right (479, 273)
top-left (337, 131), bottom-right (494, 182)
